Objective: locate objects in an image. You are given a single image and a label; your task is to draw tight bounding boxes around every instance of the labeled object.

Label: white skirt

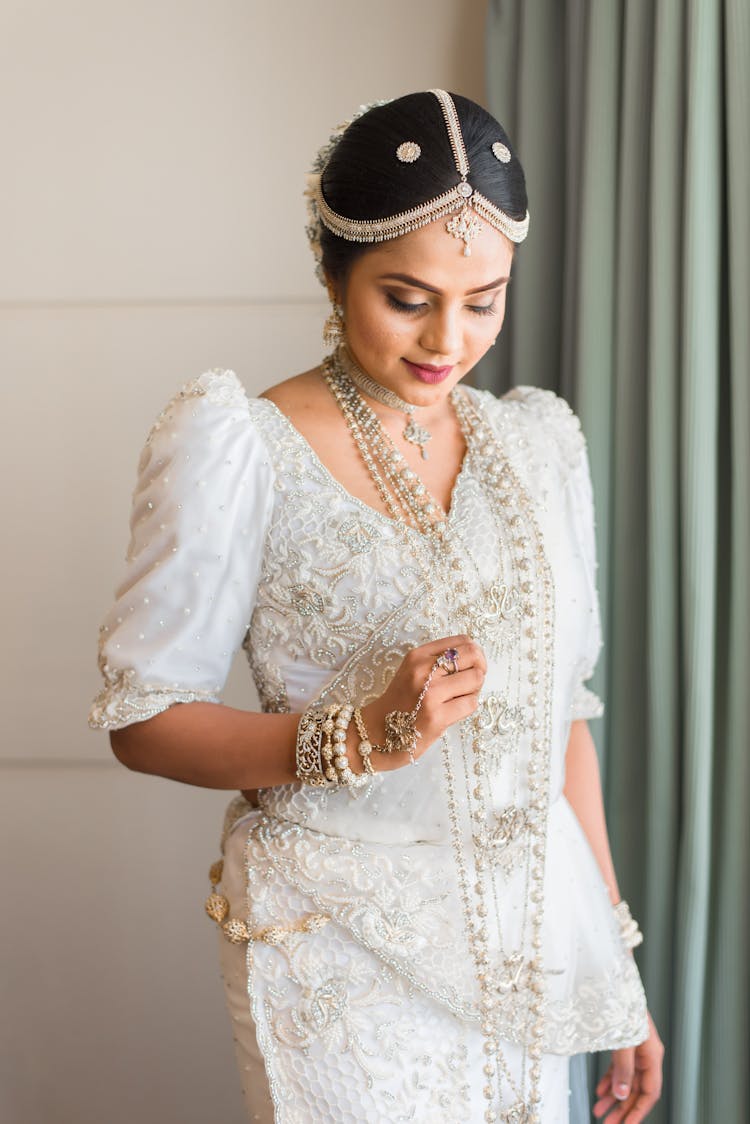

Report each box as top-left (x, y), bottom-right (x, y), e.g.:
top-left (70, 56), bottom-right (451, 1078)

top-left (218, 816), bottom-right (572, 1124)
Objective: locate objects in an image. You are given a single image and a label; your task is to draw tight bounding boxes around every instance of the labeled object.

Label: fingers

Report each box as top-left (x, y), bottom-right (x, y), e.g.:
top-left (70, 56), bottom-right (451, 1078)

top-left (621, 1087), bottom-right (661, 1123)
top-left (429, 663), bottom-right (485, 702)
top-left (441, 691), bottom-right (482, 725)
top-left (418, 636), bottom-right (487, 675)
top-left (593, 1032), bottom-right (664, 1123)
top-left (610, 1048), bottom-right (635, 1105)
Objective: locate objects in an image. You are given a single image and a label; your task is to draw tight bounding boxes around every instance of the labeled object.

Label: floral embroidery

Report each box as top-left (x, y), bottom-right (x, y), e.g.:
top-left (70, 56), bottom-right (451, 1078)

top-left (336, 517), bottom-right (382, 554)
top-left (288, 583), bottom-right (326, 616)
top-left (88, 663), bottom-right (219, 730)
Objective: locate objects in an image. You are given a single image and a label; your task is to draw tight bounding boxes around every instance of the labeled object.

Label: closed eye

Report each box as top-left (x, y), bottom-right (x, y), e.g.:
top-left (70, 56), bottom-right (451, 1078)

top-left (386, 292), bottom-right (500, 316)
top-left (386, 292), bottom-right (426, 313)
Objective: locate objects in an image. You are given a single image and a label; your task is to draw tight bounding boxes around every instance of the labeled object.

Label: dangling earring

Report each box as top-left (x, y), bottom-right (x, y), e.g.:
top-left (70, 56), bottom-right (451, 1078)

top-left (323, 302), bottom-right (345, 348)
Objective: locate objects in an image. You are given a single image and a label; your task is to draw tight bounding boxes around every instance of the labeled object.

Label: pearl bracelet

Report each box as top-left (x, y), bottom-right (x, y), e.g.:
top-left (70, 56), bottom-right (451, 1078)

top-left (295, 702), bottom-right (369, 789)
top-left (613, 899), bottom-right (644, 950)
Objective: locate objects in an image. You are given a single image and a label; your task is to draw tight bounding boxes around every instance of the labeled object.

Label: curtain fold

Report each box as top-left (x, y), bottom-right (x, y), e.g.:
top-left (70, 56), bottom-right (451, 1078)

top-left (483, 3), bottom-right (749, 1121)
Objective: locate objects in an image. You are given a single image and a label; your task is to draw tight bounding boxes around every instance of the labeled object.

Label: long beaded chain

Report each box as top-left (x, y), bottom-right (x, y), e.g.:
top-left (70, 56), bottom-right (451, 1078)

top-left (323, 351), bottom-right (555, 1122)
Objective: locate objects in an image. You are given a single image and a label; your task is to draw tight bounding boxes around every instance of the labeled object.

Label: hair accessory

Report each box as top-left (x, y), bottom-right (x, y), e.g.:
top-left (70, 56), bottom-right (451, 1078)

top-left (340, 345), bottom-right (432, 459)
top-left (437, 647), bottom-right (460, 674)
top-left (305, 99), bottom-right (393, 285)
top-left (322, 302), bottom-right (345, 347)
top-left (396, 141), bottom-right (421, 163)
top-left (308, 89), bottom-right (529, 275)
top-left (492, 141), bottom-right (512, 163)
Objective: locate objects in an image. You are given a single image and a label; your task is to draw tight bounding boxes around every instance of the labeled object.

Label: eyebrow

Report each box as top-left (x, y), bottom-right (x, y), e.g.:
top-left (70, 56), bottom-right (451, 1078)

top-left (378, 272), bottom-right (510, 295)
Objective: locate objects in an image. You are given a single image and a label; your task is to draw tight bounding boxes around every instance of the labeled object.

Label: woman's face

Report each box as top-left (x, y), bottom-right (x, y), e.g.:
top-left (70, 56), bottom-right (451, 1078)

top-left (336, 218), bottom-right (514, 410)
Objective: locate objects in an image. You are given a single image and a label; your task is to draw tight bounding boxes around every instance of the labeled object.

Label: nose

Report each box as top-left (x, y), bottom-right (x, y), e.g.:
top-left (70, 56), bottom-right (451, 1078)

top-left (419, 305), bottom-right (461, 359)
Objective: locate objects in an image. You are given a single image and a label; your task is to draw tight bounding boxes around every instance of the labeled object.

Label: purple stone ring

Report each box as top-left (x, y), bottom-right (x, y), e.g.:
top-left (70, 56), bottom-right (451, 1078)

top-left (436, 647), bottom-right (460, 675)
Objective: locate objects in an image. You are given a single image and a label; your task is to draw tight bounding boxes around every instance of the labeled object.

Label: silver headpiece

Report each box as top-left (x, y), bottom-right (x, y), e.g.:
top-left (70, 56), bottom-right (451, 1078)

top-left (305, 90), bottom-right (529, 284)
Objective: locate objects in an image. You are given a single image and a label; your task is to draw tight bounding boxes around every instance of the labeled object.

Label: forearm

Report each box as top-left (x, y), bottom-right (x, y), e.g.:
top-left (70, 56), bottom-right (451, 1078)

top-left (109, 702), bottom-right (301, 790)
top-left (108, 698), bottom-right (396, 790)
top-left (562, 718), bottom-right (621, 905)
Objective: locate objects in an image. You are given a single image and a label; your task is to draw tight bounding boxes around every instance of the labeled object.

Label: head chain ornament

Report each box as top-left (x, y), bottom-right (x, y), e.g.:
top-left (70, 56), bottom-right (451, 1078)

top-left (305, 89), bottom-right (530, 280)
top-left (304, 98), bottom-right (393, 286)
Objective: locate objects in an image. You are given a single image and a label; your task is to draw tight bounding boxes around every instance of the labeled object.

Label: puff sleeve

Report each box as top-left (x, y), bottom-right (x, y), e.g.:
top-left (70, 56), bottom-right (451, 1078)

top-left (565, 425), bottom-right (605, 721)
top-left (88, 370), bottom-right (275, 731)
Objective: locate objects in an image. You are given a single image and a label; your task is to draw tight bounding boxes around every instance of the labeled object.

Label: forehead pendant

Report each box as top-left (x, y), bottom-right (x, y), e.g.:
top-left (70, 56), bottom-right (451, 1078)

top-left (446, 181), bottom-right (483, 256)
top-left (431, 89), bottom-right (483, 256)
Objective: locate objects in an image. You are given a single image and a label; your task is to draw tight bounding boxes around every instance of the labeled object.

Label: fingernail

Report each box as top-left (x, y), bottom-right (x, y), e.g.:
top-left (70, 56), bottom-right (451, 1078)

top-left (614, 1083), bottom-right (630, 1100)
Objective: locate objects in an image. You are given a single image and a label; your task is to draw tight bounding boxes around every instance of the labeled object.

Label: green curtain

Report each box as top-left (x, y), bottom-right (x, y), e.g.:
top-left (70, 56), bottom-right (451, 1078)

top-left (482, 3), bottom-right (749, 1122)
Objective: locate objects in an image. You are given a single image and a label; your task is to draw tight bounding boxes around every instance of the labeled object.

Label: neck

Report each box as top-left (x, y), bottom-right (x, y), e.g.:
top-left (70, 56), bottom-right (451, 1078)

top-left (337, 345), bottom-right (457, 425)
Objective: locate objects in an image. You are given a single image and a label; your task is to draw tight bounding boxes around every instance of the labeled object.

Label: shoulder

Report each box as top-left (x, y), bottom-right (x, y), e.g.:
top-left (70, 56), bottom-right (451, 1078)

top-left (136, 368), bottom-right (277, 490)
top-left (145, 368), bottom-right (250, 443)
top-left (469, 384), bottom-right (586, 472)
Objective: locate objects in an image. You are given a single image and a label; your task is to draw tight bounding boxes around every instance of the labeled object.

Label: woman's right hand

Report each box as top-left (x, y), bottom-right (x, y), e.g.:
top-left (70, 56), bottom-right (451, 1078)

top-left (358, 635), bottom-right (487, 770)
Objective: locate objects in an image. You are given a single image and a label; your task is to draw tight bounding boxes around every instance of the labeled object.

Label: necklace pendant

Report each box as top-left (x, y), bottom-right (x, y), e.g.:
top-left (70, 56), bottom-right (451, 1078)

top-left (403, 415), bottom-right (432, 460)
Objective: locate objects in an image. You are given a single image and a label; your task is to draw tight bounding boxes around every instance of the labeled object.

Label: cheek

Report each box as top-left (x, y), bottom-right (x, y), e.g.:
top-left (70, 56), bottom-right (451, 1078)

top-left (349, 304), bottom-right (410, 351)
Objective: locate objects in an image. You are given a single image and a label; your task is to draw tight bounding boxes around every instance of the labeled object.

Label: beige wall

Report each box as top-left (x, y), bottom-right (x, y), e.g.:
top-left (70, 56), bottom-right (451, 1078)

top-left (0, 3), bottom-right (487, 1122)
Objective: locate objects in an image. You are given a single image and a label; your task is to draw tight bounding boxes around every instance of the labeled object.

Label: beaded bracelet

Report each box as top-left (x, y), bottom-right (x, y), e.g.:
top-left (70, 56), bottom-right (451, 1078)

top-left (352, 708), bottom-right (376, 776)
top-left (613, 900), bottom-right (644, 950)
top-left (296, 702), bottom-right (368, 789)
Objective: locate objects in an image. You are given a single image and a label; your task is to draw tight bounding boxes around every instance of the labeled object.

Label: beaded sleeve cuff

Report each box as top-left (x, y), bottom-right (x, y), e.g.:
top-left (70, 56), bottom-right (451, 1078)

top-left (88, 665), bottom-right (220, 730)
top-left (570, 681), bottom-right (605, 721)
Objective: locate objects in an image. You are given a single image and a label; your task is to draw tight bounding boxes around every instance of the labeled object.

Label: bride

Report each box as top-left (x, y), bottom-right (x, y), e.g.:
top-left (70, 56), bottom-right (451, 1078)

top-left (90, 90), bottom-right (663, 1122)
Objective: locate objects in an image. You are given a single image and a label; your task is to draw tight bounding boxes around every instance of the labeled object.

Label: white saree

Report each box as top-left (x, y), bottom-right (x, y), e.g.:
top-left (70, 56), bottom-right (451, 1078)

top-left (90, 369), bottom-right (649, 1123)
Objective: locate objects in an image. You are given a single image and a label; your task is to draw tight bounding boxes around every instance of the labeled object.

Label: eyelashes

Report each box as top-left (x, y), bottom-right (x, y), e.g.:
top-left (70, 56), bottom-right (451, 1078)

top-left (385, 292), bottom-right (498, 317)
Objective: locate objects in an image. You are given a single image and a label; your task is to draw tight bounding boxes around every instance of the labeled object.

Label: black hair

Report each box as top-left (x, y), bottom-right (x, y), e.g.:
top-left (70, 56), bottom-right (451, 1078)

top-left (319, 91), bottom-right (527, 284)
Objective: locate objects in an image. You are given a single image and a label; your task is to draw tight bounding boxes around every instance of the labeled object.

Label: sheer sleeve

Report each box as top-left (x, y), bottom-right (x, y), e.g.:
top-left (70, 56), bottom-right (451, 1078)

top-left (565, 427), bottom-right (605, 721)
top-left (88, 370), bottom-right (274, 731)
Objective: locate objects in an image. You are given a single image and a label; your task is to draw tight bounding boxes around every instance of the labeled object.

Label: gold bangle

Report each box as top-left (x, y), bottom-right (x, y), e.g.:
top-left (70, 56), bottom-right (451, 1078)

top-left (294, 707), bottom-right (329, 786)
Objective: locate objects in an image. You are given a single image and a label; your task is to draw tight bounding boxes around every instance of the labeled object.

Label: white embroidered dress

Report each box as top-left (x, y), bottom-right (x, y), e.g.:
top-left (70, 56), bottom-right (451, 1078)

top-left (90, 370), bottom-right (648, 1123)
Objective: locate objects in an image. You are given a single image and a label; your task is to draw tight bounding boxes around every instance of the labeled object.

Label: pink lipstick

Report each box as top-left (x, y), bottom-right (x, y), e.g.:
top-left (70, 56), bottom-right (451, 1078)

top-left (403, 359), bottom-right (454, 384)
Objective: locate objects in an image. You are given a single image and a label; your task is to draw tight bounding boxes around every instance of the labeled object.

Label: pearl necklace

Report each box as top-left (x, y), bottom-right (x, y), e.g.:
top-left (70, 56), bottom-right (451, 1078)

top-left (323, 352), bottom-right (556, 1121)
top-left (338, 345), bottom-right (434, 460)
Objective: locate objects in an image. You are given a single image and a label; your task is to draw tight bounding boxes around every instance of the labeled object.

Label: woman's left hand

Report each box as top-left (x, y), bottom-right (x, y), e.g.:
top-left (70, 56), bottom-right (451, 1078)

top-left (593, 1011), bottom-right (664, 1122)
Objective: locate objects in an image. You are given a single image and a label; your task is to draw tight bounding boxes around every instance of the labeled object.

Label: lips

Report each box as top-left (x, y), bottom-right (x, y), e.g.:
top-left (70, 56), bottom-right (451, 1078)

top-left (402, 359), bottom-right (455, 384)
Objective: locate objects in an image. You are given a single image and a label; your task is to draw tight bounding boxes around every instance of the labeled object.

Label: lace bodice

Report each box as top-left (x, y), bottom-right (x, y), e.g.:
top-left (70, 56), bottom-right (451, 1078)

top-left (90, 371), bottom-right (601, 727)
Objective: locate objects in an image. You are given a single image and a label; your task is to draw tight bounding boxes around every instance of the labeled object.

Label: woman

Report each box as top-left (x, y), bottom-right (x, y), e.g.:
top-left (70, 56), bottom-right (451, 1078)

top-left (89, 91), bottom-right (663, 1122)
